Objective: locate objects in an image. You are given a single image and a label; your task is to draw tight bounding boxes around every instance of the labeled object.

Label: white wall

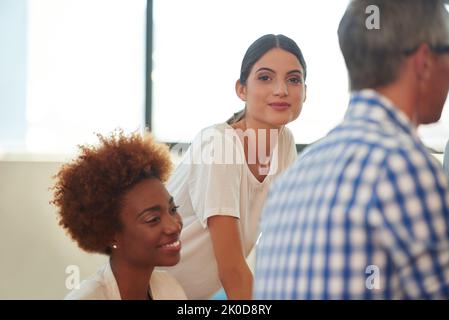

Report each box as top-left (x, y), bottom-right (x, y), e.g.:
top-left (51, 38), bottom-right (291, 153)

top-left (0, 160), bottom-right (107, 299)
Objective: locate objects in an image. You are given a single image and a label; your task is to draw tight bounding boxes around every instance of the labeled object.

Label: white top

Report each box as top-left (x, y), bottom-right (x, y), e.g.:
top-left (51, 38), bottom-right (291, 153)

top-left (161, 122), bottom-right (297, 299)
top-left (64, 261), bottom-right (187, 300)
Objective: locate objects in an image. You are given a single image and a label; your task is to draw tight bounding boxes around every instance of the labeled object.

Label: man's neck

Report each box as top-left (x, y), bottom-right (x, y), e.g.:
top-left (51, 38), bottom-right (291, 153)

top-left (375, 81), bottom-right (419, 127)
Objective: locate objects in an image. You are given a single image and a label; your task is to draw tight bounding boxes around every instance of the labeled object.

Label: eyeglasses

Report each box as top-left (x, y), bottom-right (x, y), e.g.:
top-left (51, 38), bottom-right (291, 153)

top-left (431, 45), bottom-right (449, 54)
top-left (404, 44), bottom-right (449, 55)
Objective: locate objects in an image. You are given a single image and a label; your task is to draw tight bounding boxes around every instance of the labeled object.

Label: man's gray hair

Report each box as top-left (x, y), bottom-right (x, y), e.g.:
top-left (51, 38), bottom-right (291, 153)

top-left (338, 0), bottom-right (449, 91)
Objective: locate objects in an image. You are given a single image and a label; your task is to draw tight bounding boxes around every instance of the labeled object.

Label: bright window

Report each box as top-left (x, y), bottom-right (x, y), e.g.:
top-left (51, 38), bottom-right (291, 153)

top-left (0, 0), bottom-right (147, 155)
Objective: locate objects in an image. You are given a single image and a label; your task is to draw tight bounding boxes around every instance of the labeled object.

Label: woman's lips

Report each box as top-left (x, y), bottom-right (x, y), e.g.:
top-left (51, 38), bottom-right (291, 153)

top-left (269, 102), bottom-right (291, 111)
top-left (158, 240), bottom-right (181, 252)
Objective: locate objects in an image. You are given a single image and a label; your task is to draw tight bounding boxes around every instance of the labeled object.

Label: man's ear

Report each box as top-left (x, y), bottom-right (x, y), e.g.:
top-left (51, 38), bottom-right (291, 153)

top-left (413, 43), bottom-right (433, 81)
top-left (235, 79), bottom-right (247, 101)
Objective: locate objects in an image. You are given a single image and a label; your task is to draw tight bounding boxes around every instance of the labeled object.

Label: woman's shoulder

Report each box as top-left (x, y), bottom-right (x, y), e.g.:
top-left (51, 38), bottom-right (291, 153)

top-left (189, 122), bottom-right (243, 158)
top-left (281, 125), bottom-right (295, 142)
top-left (194, 122), bottom-right (231, 140)
top-left (150, 270), bottom-right (187, 300)
top-left (274, 126), bottom-right (295, 154)
top-left (64, 267), bottom-right (108, 300)
top-left (64, 263), bottom-right (120, 300)
top-left (64, 277), bottom-right (108, 300)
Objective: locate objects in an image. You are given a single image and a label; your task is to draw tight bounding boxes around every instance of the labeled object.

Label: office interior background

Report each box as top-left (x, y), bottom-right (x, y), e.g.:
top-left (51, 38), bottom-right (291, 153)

top-left (1, 0), bottom-right (449, 299)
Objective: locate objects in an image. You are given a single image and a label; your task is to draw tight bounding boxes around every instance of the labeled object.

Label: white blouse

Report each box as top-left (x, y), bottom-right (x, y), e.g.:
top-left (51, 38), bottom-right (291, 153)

top-left (161, 122), bottom-right (297, 299)
top-left (64, 261), bottom-right (186, 300)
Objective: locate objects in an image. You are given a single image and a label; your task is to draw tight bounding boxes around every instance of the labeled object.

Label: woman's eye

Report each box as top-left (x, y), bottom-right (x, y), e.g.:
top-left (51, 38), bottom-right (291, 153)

top-left (170, 205), bottom-right (180, 215)
top-left (258, 75), bottom-right (271, 81)
top-left (145, 216), bottom-right (160, 224)
top-left (288, 77), bottom-right (302, 84)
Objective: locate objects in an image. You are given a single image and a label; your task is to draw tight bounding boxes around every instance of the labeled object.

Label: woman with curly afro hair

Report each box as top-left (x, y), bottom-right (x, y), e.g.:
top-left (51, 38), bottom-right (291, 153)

top-left (52, 130), bottom-right (186, 300)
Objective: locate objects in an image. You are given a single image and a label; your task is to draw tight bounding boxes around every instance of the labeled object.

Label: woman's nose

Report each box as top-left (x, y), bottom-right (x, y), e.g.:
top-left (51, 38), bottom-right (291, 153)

top-left (163, 213), bottom-right (182, 234)
top-left (273, 80), bottom-right (288, 96)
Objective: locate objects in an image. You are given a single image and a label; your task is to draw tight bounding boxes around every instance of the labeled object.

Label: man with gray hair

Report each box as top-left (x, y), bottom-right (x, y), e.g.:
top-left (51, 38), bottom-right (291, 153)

top-left (254, 0), bottom-right (449, 299)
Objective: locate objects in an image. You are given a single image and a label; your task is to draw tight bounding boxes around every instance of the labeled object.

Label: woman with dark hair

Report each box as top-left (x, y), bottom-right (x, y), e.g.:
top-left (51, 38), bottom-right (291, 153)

top-left (163, 34), bottom-right (307, 299)
top-left (52, 130), bottom-right (186, 300)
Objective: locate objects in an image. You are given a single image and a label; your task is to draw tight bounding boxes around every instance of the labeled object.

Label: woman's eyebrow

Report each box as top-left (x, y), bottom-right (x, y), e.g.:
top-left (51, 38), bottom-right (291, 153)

top-left (287, 69), bottom-right (303, 75)
top-left (137, 206), bottom-right (160, 218)
top-left (137, 196), bottom-right (174, 218)
top-left (255, 67), bottom-right (275, 73)
top-left (255, 67), bottom-right (303, 75)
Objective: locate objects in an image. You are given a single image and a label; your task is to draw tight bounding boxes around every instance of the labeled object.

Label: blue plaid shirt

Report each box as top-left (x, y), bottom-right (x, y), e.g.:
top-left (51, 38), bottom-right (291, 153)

top-left (254, 90), bottom-right (449, 299)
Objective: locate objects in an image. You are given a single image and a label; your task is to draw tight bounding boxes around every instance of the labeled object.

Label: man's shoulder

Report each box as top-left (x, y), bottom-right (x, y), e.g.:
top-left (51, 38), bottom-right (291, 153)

top-left (329, 118), bottom-right (419, 150)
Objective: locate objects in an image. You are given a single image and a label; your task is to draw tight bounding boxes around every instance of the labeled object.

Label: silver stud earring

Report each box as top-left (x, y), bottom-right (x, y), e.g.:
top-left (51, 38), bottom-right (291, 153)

top-left (112, 244), bottom-right (118, 249)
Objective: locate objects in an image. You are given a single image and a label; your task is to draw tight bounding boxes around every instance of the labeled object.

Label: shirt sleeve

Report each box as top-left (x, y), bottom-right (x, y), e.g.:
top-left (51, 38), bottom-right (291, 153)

top-left (187, 129), bottom-right (243, 228)
top-left (283, 127), bottom-right (298, 167)
top-left (374, 148), bottom-right (449, 299)
top-left (444, 140), bottom-right (449, 175)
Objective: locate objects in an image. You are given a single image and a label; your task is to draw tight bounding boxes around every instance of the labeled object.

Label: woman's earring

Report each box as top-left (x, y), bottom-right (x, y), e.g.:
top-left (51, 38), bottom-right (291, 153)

top-left (112, 244), bottom-right (118, 249)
